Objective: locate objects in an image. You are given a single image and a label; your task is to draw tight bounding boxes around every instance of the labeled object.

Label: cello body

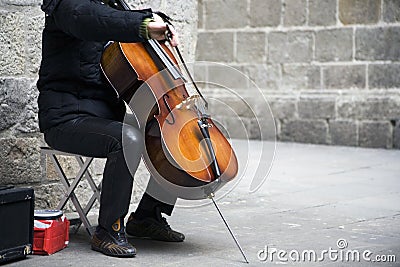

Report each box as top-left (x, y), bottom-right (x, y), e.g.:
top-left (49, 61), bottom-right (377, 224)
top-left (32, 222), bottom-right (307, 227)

top-left (101, 41), bottom-right (238, 199)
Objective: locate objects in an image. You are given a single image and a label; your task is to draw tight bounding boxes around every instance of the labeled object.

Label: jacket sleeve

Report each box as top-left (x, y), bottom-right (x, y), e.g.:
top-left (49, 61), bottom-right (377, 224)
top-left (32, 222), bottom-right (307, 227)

top-left (48, 0), bottom-right (153, 42)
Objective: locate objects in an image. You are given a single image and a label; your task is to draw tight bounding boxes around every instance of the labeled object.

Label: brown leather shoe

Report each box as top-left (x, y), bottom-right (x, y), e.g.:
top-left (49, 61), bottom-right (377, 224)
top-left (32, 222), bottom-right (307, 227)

top-left (91, 220), bottom-right (136, 257)
top-left (126, 213), bottom-right (185, 242)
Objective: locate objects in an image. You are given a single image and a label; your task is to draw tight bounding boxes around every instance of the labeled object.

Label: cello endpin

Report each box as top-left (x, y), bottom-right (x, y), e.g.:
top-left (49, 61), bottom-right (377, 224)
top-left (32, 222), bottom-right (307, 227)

top-left (210, 195), bottom-right (249, 264)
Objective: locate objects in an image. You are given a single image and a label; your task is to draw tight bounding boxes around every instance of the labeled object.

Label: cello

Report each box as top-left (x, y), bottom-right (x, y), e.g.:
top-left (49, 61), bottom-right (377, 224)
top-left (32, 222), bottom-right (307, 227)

top-left (100, 0), bottom-right (248, 263)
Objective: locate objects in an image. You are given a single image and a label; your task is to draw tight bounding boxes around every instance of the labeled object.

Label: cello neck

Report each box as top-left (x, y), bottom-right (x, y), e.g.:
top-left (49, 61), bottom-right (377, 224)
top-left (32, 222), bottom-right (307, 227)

top-left (147, 40), bottom-right (185, 80)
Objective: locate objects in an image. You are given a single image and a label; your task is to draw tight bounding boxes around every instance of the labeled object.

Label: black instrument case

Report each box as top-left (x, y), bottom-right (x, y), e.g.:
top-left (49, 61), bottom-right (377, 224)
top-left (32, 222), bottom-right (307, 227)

top-left (0, 186), bottom-right (34, 264)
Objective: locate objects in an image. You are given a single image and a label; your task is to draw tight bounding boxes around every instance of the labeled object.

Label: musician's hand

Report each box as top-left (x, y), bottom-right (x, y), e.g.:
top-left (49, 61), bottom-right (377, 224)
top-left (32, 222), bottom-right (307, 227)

top-left (147, 13), bottom-right (179, 47)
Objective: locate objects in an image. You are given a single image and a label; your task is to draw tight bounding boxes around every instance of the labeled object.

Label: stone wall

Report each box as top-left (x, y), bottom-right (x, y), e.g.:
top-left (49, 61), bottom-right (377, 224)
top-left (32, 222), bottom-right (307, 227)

top-left (0, 0), bottom-right (197, 209)
top-left (196, 0), bottom-right (400, 149)
top-left (0, 1), bottom-right (45, 204)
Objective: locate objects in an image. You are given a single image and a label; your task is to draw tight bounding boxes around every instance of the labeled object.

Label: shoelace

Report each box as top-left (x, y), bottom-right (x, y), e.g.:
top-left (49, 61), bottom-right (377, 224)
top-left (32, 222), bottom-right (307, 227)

top-left (160, 217), bottom-right (172, 230)
top-left (114, 227), bottom-right (129, 244)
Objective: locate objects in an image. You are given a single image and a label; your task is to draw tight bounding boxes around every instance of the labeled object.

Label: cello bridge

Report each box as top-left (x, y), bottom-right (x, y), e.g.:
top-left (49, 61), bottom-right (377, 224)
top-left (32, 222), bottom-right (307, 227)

top-left (175, 95), bottom-right (208, 118)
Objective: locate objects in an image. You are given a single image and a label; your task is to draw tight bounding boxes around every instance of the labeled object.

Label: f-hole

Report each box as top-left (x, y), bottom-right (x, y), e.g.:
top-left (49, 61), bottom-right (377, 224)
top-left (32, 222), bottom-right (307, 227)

top-left (163, 95), bottom-right (175, 125)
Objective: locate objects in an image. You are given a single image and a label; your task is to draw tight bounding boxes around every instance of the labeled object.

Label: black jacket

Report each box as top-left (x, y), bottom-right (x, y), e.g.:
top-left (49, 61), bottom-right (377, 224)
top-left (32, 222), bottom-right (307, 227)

top-left (37, 0), bottom-right (153, 131)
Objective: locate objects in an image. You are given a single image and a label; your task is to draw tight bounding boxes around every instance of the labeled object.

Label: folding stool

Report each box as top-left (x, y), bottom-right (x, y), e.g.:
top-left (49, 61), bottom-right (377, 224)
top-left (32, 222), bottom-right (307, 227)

top-left (40, 147), bottom-right (102, 236)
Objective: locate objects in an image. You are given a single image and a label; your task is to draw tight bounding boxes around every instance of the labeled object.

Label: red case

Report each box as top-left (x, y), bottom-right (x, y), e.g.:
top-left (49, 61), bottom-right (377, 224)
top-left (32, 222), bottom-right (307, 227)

top-left (33, 216), bottom-right (70, 255)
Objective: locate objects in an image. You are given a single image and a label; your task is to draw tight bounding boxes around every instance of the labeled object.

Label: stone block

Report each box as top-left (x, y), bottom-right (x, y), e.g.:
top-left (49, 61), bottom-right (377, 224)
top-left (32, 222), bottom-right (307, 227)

top-left (309, 0), bottom-right (337, 26)
top-left (394, 120), bottom-right (400, 149)
top-left (32, 182), bottom-right (65, 210)
top-left (0, 78), bottom-right (39, 133)
top-left (127, 0), bottom-right (162, 10)
top-left (0, 137), bottom-right (42, 185)
top-left (198, 0), bottom-right (204, 28)
top-left (268, 31), bottom-right (313, 63)
top-left (282, 64), bottom-right (320, 90)
top-left (336, 99), bottom-right (356, 119)
top-left (265, 97), bottom-right (297, 119)
top-left (236, 32), bottom-right (266, 63)
top-left (253, 96), bottom-right (278, 120)
top-left (323, 65), bottom-right (366, 89)
top-left (192, 62), bottom-right (208, 83)
top-left (362, 97), bottom-right (400, 120)
top-left (42, 154), bottom-right (60, 182)
top-left (283, 0), bottom-right (306, 26)
top-left (206, 95), bottom-right (255, 118)
top-left (216, 116), bottom-right (252, 139)
top-left (369, 64), bottom-right (400, 89)
top-left (160, 0), bottom-right (197, 62)
top-left (42, 154), bottom-right (85, 182)
top-left (207, 64), bottom-right (248, 89)
top-left (163, 0), bottom-right (197, 26)
top-left (0, 11), bottom-right (25, 76)
top-left (315, 28), bottom-right (353, 62)
top-left (205, 0), bottom-right (248, 29)
top-left (0, 0), bottom-right (41, 5)
top-left (383, 0), bottom-right (400, 22)
top-left (329, 120), bottom-right (358, 146)
top-left (280, 119), bottom-right (329, 144)
top-left (214, 93), bottom-right (271, 128)
top-left (26, 14), bottom-right (44, 75)
top-left (248, 118), bottom-right (262, 140)
top-left (359, 121), bottom-right (392, 148)
top-left (356, 26), bottom-right (400, 61)
top-left (241, 64), bottom-right (281, 90)
top-left (339, 0), bottom-right (381, 25)
top-left (250, 0), bottom-right (281, 27)
top-left (337, 96), bottom-right (400, 120)
top-left (90, 158), bottom-right (106, 176)
top-left (196, 32), bottom-right (234, 62)
top-left (248, 116), bottom-right (277, 140)
top-left (298, 97), bottom-right (336, 119)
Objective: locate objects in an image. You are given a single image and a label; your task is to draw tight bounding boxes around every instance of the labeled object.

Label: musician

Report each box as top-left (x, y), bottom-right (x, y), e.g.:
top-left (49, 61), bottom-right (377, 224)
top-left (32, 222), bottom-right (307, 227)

top-left (37, 0), bottom-right (184, 258)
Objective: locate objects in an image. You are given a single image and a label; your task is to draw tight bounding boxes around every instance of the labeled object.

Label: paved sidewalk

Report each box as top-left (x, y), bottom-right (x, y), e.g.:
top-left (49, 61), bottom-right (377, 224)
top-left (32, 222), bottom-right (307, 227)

top-left (8, 141), bottom-right (400, 266)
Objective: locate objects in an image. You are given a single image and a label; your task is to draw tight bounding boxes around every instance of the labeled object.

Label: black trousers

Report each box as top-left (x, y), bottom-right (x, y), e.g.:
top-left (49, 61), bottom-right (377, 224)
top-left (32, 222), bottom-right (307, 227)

top-left (44, 115), bottom-right (175, 229)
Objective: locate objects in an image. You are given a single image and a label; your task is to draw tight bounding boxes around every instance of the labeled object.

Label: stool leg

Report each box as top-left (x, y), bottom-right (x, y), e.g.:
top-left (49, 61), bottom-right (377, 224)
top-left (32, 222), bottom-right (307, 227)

top-left (61, 157), bottom-right (93, 203)
top-left (76, 156), bottom-right (101, 202)
top-left (50, 155), bottom-right (95, 236)
top-left (73, 156), bottom-right (102, 234)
